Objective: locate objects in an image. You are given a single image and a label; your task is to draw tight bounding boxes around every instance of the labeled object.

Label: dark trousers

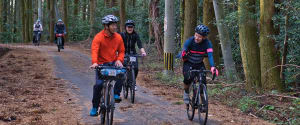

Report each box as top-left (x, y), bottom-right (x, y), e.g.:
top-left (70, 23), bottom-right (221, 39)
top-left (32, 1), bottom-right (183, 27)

top-left (92, 68), bottom-right (123, 108)
top-left (182, 61), bottom-right (206, 85)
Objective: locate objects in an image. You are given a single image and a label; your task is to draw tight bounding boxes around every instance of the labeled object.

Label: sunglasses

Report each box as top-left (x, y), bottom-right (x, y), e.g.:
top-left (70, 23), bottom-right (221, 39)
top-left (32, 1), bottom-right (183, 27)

top-left (127, 26), bottom-right (134, 28)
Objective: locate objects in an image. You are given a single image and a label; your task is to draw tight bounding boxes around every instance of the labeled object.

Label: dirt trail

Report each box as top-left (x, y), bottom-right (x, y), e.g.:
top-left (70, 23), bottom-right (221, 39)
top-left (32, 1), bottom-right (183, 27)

top-left (1, 44), bottom-right (274, 125)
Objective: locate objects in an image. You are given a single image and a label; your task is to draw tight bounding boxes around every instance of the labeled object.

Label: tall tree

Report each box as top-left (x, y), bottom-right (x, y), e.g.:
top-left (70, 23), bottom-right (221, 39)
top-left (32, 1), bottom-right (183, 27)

top-left (28, 0), bottom-right (33, 42)
top-left (180, 0), bottom-right (184, 47)
top-left (104, 0), bottom-right (109, 7)
top-left (149, 0), bottom-right (163, 55)
top-left (54, 0), bottom-right (59, 19)
top-left (130, 0), bottom-right (136, 7)
top-left (110, 0), bottom-right (117, 8)
top-left (212, 0), bottom-right (238, 81)
top-left (0, 0), bottom-right (3, 34)
top-left (87, 0), bottom-right (90, 20)
top-left (14, 0), bottom-right (19, 34)
top-left (21, 0), bottom-right (33, 43)
top-left (88, 0), bottom-right (96, 39)
top-left (74, 0), bottom-right (79, 17)
top-left (280, 10), bottom-right (290, 84)
top-left (49, 0), bottom-right (55, 43)
top-left (148, 0), bottom-right (153, 44)
top-left (63, 0), bottom-right (68, 42)
top-left (203, 0), bottom-right (220, 69)
top-left (110, 0), bottom-right (118, 18)
top-left (82, 0), bottom-right (86, 21)
top-left (183, 0), bottom-right (197, 43)
top-left (47, 0), bottom-right (50, 39)
top-left (38, 0), bottom-right (42, 20)
top-left (163, 0), bottom-right (175, 74)
top-left (259, 0), bottom-right (283, 90)
top-left (238, 0), bottom-right (261, 90)
top-left (119, 0), bottom-right (126, 32)
top-left (21, 0), bottom-right (25, 42)
top-left (2, 0), bottom-right (7, 32)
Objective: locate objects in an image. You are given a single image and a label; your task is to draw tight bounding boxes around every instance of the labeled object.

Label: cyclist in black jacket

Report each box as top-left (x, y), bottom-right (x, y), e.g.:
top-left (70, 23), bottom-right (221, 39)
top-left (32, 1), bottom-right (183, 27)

top-left (54, 19), bottom-right (66, 49)
top-left (120, 20), bottom-right (147, 91)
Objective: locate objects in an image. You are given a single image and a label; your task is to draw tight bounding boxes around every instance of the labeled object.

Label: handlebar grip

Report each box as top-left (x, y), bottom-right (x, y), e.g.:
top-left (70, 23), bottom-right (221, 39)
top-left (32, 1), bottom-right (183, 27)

top-left (212, 72), bottom-right (216, 80)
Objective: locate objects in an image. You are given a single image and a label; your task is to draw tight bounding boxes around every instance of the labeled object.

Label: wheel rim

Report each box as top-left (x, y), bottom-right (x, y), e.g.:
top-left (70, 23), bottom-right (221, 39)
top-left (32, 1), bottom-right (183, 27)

top-left (187, 83), bottom-right (196, 120)
top-left (109, 85), bottom-right (114, 125)
top-left (198, 84), bottom-right (208, 125)
top-left (130, 69), bottom-right (135, 103)
top-left (187, 103), bottom-right (195, 120)
top-left (123, 82), bottom-right (128, 99)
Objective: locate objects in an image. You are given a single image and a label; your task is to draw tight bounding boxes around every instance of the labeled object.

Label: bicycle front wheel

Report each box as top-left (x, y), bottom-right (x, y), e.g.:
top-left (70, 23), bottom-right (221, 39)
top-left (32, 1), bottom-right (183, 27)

top-left (187, 83), bottom-right (197, 120)
top-left (123, 73), bottom-right (129, 99)
top-left (105, 83), bottom-right (115, 125)
top-left (57, 38), bottom-right (61, 52)
top-left (130, 69), bottom-right (136, 103)
top-left (198, 84), bottom-right (208, 125)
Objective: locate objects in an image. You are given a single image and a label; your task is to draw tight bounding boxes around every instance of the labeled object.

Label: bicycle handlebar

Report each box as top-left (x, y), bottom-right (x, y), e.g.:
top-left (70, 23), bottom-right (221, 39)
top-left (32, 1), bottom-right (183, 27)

top-left (95, 65), bottom-right (126, 70)
top-left (189, 69), bottom-right (216, 80)
top-left (125, 54), bottom-right (143, 58)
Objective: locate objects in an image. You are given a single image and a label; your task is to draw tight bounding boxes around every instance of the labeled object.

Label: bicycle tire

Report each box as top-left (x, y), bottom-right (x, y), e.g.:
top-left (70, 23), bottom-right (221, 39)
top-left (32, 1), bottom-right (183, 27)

top-left (57, 38), bottom-right (61, 52)
top-left (100, 84), bottom-right (106, 125)
top-left (187, 82), bottom-right (196, 120)
top-left (130, 69), bottom-right (135, 103)
top-left (37, 35), bottom-right (40, 46)
top-left (106, 83), bottom-right (114, 125)
top-left (123, 72), bottom-right (129, 99)
top-left (198, 84), bottom-right (208, 125)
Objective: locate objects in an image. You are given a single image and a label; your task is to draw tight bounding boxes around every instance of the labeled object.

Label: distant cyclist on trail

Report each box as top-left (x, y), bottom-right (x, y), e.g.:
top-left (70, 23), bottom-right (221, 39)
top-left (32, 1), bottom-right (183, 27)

top-left (89, 15), bottom-right (125, 116)
top-left (33, 19), bottom-right (43, 44)
top-left (54, 19), bottom-right (66, 49)
top-left (180, 24), bottom-right (219, 104)
top-left (120, 20), bottom-right (147, 91)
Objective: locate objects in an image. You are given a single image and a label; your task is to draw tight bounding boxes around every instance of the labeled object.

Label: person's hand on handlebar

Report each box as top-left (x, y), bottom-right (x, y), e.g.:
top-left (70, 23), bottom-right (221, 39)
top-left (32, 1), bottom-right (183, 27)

top-left (90, 63), bottom-right (98, 69)
top-left (140, 48), bottom-right (147, 56)
top-left (210, 67), bottom-right (219, 76)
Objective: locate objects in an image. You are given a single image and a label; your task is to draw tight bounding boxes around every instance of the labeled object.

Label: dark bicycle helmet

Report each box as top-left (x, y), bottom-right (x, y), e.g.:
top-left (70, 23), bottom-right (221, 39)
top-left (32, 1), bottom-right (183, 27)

top-left (102, 15), bottom-right (119, 25)
top-left (195, 24), bottom-right (210, 36)
top-left (125, 20), bottom-right (135, 27)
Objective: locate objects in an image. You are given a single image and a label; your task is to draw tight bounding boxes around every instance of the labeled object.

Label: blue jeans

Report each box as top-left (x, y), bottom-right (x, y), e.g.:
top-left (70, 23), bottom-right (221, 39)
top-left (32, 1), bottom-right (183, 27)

top-left (92, 68), bottom-right (123, 108)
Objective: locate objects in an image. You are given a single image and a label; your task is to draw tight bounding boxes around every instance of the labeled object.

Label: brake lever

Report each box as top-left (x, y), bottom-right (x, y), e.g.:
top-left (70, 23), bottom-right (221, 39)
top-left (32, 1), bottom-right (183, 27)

top-left (212, 71), bottom-right (216, 81)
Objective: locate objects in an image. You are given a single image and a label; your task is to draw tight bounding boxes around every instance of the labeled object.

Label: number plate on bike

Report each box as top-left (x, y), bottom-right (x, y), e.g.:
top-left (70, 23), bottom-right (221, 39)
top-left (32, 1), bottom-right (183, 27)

top-left (129, 57), bottom-right (136, 62)
top-left (107, 69), bottom-right (117, 76)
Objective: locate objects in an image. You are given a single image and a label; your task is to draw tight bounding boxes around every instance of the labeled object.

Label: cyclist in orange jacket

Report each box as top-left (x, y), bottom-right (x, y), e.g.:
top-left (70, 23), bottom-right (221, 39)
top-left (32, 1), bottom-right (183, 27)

top-left (89, 15), bottom-right (125, 116)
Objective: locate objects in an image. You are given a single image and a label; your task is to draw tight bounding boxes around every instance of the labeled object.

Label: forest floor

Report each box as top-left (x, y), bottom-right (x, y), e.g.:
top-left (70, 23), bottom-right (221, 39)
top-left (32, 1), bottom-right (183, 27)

top-left (0, 45), bottom-right (82, 125)
top-left (137, 44), bottom-right (300, 125)
top-left (0, 42), bottom-right (297, 124)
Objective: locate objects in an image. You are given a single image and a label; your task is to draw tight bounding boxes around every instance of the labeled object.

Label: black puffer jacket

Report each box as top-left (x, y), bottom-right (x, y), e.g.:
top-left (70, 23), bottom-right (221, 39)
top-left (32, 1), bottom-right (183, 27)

top-left (120, 32), bottom-right (143, 54)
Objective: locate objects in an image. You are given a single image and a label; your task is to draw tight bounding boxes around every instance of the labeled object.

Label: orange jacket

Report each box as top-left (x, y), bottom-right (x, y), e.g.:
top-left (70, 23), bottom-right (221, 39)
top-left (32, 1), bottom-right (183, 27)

top-left (91, 30), bottom-right (125, 64)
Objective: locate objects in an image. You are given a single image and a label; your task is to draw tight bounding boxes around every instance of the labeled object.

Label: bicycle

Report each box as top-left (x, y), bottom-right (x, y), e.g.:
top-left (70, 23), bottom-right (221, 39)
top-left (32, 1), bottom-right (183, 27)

top-left (186, 67), bottom-right (216, 125)
top-left (95, 65), bottom-right (126, 125)
top-left (122, 54), bottom-right (142, 103)
top-left (33, 31), bottom-right (41, 46)
top-left (56, 33), bottom-right (64, 52)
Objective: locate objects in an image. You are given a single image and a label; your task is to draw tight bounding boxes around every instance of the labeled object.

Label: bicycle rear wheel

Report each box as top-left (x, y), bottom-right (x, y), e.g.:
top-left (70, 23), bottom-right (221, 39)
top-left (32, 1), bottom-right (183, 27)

top-left (187, 83), bottom-right (196, 120)
top-left (198, 84), bottom-right (208, 125)
top-left (130, 69), bottom-right (135, 103)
